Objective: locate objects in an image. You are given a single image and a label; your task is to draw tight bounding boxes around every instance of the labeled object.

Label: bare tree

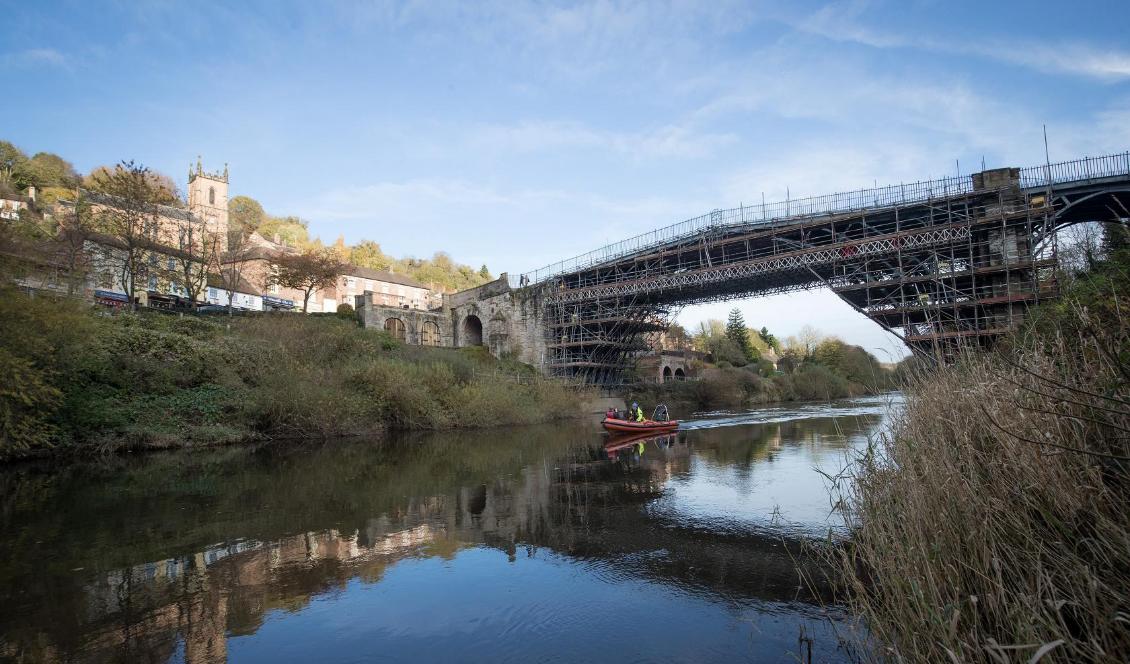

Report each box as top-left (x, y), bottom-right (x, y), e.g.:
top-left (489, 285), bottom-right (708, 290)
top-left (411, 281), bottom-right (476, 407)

top-left (797, 324), bottom-right (824, 358)
top-left (271, 248), bottom-right (344, 313)
top-left (53, 194), bottom-right (95, 296)
top-left (173, 212), bottom-right (219, 306)
top-left (90, 161), bottom-right (162, 311)
top-left (219, 231), bottom-right (255, 317)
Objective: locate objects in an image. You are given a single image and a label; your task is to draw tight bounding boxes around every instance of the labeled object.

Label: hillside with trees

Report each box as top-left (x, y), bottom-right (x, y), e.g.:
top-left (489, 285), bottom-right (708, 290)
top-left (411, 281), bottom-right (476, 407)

top-left (635, 309), bottom-right (898, 411)
top-left (0, 140), bottom-right (493, 294)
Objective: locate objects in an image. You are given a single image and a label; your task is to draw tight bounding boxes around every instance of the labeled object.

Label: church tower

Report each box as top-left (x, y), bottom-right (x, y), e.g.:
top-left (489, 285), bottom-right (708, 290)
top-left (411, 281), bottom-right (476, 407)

top-left (187, 156), bottom-right (230, 253)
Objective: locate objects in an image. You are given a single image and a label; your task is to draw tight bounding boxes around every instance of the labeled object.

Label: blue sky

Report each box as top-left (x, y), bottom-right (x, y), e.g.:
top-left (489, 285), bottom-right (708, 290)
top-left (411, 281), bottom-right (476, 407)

top-left (4, 1), bottom-right (1129, 356)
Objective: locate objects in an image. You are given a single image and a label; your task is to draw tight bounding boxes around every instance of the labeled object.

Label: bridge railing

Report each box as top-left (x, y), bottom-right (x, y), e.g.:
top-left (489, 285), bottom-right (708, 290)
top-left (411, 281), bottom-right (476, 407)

top-left (1019, 151), bottom-right (1130, 189)
top-left (513, 150), bottom-right (1130, 288)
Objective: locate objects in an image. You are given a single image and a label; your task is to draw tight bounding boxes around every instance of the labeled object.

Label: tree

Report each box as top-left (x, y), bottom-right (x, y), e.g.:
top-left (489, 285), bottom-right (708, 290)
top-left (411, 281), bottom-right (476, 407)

top-left (173, 213), bottom-right (219, 306)
top-left (0, 141), bottom-right (28, 191)
top-left (23, 152), bottom-right (79, 189)
top-left (228, 195), bottom-right (265, 245)
top-left (89, 161), bottom-right (164, 311)
top-left (350, 240), bottom-right (391, 270)
top-left (85, 165), bottom-right (181, 207)
top-left (331, 235), bottom-right (349, 261)
top-left (53, 197), bottom-right (96, 296)
top-left (797, 324), bottom-right (824, 357)
top-left (479, 264), bottom-right (491, 279)
top-left (257, 215), bottom-right (309, 247)
top-left (692, 319), bottom-right (726, 353)
top-left (271, 248), bottom-right (344, 313)
top-left (726, 308), bottom-right (756, 362)
top-left (218, 230), bottom-right (255, 317)
top-left (758, 326), bottom-right (779, 351)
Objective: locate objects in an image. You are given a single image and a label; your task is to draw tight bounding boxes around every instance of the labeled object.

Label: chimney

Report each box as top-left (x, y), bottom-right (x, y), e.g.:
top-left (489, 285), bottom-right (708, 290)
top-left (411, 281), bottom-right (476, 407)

top-left (27, 186), bottom-right (36, 202)
top-left (273, 233), bottom-right (281, 245)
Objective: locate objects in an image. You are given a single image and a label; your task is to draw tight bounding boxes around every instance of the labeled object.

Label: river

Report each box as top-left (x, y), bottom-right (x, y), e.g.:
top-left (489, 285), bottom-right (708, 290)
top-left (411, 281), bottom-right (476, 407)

top-left (0, 394), bottom-right (899, 663)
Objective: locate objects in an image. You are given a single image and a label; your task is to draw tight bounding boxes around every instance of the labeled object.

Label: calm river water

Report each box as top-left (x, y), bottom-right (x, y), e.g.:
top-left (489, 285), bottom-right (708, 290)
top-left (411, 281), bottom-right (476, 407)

top-left (0, 395), bottom-right (898, 663)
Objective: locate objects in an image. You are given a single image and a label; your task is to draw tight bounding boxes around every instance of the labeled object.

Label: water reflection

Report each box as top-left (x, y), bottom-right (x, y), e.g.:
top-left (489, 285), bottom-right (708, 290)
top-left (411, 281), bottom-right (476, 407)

top-left (0, 397), bottom-right (894, 663)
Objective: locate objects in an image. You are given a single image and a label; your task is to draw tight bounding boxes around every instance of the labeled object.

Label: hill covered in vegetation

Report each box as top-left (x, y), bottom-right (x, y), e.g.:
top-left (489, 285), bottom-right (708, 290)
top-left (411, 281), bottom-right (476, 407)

top-left (1, 139), bottom-right (494, 293)
top-left (0, 290), bottom-right (586, 461)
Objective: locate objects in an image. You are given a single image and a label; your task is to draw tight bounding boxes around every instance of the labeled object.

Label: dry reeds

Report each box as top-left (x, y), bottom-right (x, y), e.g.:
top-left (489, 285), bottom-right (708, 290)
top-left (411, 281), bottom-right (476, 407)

top-left (829, 295), bottom-right (1130, 662)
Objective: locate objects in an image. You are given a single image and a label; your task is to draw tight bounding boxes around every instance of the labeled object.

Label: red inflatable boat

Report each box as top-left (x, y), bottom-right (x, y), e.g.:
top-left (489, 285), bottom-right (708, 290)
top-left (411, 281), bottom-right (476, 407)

top-left (601, 417), bottom-right (679, 434)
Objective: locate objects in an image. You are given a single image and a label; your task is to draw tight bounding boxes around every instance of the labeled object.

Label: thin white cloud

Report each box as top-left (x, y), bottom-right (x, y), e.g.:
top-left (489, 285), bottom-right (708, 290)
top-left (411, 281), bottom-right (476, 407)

top-left (793, 2), bottom-right (1130, 81)
top-left (466, 120), bottom-right (737, 159)
top-left (2, 48), bottom-right (68, 68)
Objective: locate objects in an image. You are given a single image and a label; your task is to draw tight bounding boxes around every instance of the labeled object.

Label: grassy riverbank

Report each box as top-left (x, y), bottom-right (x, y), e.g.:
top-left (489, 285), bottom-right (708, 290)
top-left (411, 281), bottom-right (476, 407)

top-left (0, 291), bottom-right (588, 460)
top-left (628, 346), bottom-right (897, 415)
top-left (829, 248), bottom-right (1130, 662)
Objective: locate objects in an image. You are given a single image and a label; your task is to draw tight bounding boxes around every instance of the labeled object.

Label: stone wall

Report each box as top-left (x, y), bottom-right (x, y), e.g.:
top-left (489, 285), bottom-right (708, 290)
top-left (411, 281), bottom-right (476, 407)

top-left (355, 292), bottom-right (452, 346)
top-left (356, 276), bottom-right (551, 372)
top-left (636, 350), bottom-right (702, 383)
top-left (446, 276), bottom-right (548, 367)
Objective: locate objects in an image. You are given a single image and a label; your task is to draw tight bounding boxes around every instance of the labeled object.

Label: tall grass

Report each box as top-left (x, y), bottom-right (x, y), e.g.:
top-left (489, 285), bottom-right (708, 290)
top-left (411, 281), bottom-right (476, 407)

top-left (0, 292), bottom-right (590, 459)
top-left (829, 285), bottom-right (1129, 661)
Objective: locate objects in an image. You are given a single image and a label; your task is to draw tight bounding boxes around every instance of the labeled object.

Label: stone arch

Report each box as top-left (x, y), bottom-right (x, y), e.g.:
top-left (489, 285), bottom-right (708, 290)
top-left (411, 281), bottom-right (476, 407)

top-left (421, 320), bottom-right (441, 346)
top-left (662, 366), bottom-right (673, 382)
top-left (461, 315), bottom-right (483, 346)
top-left (674, 367), bottom-right (686, 380)
top-left (384, 317), bottom-right (407, 342)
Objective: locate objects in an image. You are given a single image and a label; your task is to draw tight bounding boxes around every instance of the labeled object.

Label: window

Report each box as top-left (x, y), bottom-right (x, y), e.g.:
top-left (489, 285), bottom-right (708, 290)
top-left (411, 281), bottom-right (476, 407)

top-left (148, 253), bottom-right (158, 267)
top-left (167, 257), bottom-right (176, 271)
top-left (208, 187), bottom-right (215, 205)
top-left (148, 275), bottom-right (158, 291)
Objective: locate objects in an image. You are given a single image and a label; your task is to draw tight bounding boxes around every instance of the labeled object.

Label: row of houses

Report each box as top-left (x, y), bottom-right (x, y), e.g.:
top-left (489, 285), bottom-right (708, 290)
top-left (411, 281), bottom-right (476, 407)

top-left (1, 160), bottom-right (436, 315)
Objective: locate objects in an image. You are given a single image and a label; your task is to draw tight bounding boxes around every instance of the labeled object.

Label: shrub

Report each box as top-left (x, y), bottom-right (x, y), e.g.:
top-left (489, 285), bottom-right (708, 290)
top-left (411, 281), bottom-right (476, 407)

top-left (773, 363), bottom-right (851, 401)
top-left (0, 347), bottom-right (61, 453)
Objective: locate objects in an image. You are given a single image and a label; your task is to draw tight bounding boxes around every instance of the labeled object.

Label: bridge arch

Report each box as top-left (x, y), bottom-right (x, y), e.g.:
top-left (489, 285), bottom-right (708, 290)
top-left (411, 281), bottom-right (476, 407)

top-left (461, 315), bottom-right (483, 346)
top-left (1052, 187), bottom-right (1130, 226)
top-left (674, 368), bottom-right (686, 380)
top-left (662, 366), bottom-right (672, 382)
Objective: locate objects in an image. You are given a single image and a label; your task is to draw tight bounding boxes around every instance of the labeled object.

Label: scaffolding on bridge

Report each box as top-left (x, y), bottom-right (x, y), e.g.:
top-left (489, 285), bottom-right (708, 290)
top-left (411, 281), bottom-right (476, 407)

top-left (522, 152), bottom-right (1130, 384)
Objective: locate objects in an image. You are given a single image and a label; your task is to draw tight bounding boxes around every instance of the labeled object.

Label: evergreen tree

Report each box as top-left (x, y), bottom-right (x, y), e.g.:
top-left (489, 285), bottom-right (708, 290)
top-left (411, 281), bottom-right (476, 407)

top-left (758, 326), bottom-right (779, 351)
top-left (725, 308), bottom-right (756, 362)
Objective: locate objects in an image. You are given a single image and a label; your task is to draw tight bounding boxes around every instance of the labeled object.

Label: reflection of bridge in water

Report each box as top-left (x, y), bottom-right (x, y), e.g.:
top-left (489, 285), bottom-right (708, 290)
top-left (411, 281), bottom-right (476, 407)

top-left (0, 417), bottom-right (865, 663)
top-left (516, 152), bottom-right (1130, 383)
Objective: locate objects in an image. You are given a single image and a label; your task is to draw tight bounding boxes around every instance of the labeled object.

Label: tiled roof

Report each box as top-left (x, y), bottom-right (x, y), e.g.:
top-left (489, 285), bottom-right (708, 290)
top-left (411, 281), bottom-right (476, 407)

top-left (74, 189), bottom-right (195, 222)
top-left (341, 264), bottom-right (427, 289)
top-left (83, 231), bottom-right (199, 262)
